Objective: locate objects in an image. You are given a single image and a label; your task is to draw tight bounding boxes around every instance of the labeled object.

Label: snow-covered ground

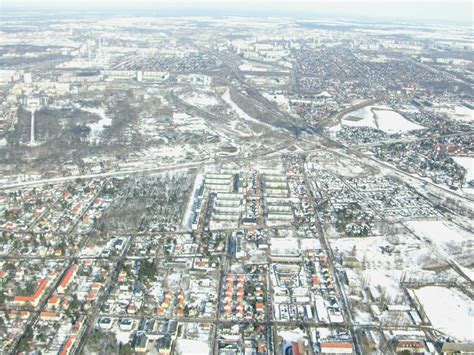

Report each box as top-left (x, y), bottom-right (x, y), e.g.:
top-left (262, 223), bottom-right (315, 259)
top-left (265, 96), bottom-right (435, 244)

top-left (342, 106), bottom-right (378, 129)
top-left (316, 91), bottom-right (332, 98)
top-left (141, 145), bottom-right (188, 160)
top-left (405, 219), bottom-right (474, 280)
top-left (328, 123), bottom-right (343, 132)
top-left (300, 238), bottom-right (322, 251)
top-left (434, 105), bottom-right (474, 123)
top-left (182, 92), bottom-right (219, 107)
top-left (414, 286), bottom-right (473, 341)
top-left (246, 75), bottom-right (291, 88)
top-left (453, 156), bottom-right (474, 182)
top-left (373, 109), bottom-right (425, 134)
top-left (270, 237), bottom-right (300, 256)
top-left (263, 92), bottom-right (291, 112)
top-left (340, 105), bottom-right (425, 134)
top-left (406, 220), bottom-right (472, 247)
top-left (173, 112), bottom-right (209, 132)
top-left (332, 233), bottom-right (452, 303)
top-left (176, 339), bottom-right (210, 354)
top-left (278, 328), bottom-right (306, 342)
top-left (362, 268), bottom-right (404, 301)
top-left (81, 106), bottom-right (112, 143)
top-left (222, 89), bottom-right (276, 130)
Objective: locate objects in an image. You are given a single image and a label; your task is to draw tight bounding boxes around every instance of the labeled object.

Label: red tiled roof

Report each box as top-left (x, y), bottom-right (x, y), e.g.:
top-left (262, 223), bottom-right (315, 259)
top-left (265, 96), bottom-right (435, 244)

top-left (14, 279), bottom-right (48, 303)
top-left (59, 265), bottom-right (77, 290)
top-left (60, 335), bottom-right (75, 355)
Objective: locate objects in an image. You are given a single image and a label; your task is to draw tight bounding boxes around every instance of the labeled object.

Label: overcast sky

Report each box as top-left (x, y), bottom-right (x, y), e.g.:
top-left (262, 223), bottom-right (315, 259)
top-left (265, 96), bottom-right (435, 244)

top-left (2, 0), bottom-right (472, 25)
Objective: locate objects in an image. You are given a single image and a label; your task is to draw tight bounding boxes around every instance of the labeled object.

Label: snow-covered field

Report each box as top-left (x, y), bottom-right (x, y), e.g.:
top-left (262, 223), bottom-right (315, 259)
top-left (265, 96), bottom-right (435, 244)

top-left (434, 105), bottom-right (474, 123)
top-left (453, 156), bottom-right (474, 182)
top-left (278, 328), bottom-right (306, 342)
top-left (332, 234), bottom-right (440, 302)
top-left (414, 286), bottom-right (473, 341)
top-left (270, 237), bottom-right (300, 256)
top-left (340, 105), bottom-right (425, 134)
top-left (373, 109), bottom-right (425, 133)
top-left (406, 219), bottom-right (474, 279)
top-left (300, 238), bottom-right (322, 251)
top-left (362, 268), bottom-right (405, 301)
top-left (176, 339), bottom-right (210, 354)
top-left (342, 106), bottom-right (378, 129)
top-left (406, 219), bottom-right (472, 245)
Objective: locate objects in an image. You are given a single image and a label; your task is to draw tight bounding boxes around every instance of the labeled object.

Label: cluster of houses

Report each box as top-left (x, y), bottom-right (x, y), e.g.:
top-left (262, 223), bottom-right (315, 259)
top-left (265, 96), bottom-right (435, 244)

top-left (221, 274), bottom-right (266, 320)
top-left (0, 179), bottom-right (106, 258)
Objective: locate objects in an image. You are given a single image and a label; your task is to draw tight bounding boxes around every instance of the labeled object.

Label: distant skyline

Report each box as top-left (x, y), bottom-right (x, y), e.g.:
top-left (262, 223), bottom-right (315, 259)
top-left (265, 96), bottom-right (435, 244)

top-left (1, 0), bottom-right (472, 25)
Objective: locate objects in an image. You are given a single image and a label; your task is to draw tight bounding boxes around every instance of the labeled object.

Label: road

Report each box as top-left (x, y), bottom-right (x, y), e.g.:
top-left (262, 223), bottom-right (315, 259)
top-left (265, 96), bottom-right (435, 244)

top-left (303, 167), bottom-right (363, 355)
top-left (74, 232), bottom-right (137, 354)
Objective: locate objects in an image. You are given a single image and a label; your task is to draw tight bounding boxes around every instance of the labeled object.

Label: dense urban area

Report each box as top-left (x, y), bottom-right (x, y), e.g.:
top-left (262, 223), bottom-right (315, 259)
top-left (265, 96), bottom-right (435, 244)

top-left (0, 13), bottom-right (473, 355)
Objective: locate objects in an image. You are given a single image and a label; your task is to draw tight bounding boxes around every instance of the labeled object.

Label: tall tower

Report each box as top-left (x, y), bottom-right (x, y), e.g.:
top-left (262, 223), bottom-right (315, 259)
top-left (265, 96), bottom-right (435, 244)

top-left (30, 109), bottom-right (36, 145)
top-left (26, 97), bottom-right (41, 146)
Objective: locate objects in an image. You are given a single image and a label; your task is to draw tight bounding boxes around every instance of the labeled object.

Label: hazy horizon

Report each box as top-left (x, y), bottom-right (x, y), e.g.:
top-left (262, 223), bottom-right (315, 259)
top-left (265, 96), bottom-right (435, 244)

top-left (1, 0), bottom-right (473, 26)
